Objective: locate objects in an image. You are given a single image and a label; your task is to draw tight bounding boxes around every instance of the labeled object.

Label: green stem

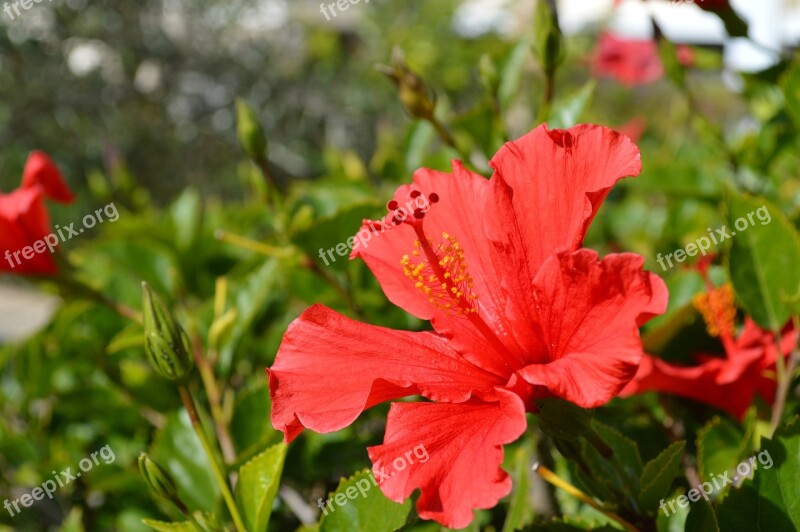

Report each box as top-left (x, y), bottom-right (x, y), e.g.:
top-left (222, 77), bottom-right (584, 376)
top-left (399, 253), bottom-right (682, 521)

top-left (179, 386), bottom-right (245, 532)
top-left (769, 318), bottom-right (799, 435)
top-left (428, 115), bottom-right (476, 170)
top-left (51, 272), bottom-right (142, 323)
top-left (537, 68), bottom-right (556, 124)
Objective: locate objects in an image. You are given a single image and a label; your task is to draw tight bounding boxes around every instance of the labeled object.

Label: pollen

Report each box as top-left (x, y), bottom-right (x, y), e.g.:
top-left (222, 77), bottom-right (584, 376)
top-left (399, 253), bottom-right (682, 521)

top-left (400, 232), bottom-right (478, 316)
top-left (693, 284), bottom-right (736, 338)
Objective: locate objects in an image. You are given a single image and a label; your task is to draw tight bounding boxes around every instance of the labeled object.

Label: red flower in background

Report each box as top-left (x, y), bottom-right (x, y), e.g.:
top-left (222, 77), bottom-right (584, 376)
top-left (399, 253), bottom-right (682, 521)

top-left (593, 33), bottom-right (664, 86)
top-left (268, 124), bottom-right (668, 528)
top-left (0, 151), bottom-right (74, 275)
top-left (593, 32), bottom-right (693, 86)
top-left (621, 266), bottom-right (797, 419)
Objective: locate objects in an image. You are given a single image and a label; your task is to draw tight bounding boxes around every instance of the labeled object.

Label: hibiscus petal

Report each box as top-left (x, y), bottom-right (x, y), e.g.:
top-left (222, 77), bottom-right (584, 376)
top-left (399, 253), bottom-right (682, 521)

top-left (0, 187), bottom-right (58, 275)
top-left (488, 124), bottom-right (642, 272)
top-left (516, 249), bottom-right (668, 407)
top-left (268, 304), bottom-right (503, 442)
top-left (367, 389), bottom-right (526, 529)
top-left (620, 354), bottom-right (758, 420)
top-left (21, 151), bottom-right (74, 203)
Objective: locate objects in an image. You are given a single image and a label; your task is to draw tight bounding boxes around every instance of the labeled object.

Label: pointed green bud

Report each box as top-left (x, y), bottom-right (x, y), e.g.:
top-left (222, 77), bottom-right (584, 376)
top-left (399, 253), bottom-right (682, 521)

top-left (138, 453), bottom-right (187, 511)
top-left (142, 282), bottom-right (193, 381)
top-left (533, 0), bottom-right (564, 75)
top-left (376, 48), bottom-right (437, 121)
top-left (235, 98), bottom-right (268, 163)
top-left (535, 397), bottom-right (592, 441)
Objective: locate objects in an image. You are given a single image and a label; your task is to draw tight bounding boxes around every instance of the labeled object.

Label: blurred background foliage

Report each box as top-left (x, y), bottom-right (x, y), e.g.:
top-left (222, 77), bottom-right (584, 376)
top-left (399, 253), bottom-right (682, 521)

top-left (2, 0), bottom-right (800, 530)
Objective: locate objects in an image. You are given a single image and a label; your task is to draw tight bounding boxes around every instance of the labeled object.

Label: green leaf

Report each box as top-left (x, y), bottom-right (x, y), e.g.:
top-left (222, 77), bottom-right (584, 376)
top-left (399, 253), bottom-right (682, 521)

top-left (219, 258), bottom-right (281, 374)
top-left (696, 417), bottom-right (743, 485)
top-left (657, 37), bottom-right (686, 87)
top-left (727, 191), bottom-right (800, 330)
top-left (684, 499), bottom-right (719, 532)
top-left (61, 507), bottom-right (86, 532)
top-left (499, 39), bottom-right (531, 107)
top-left (782, 60), bottom-right (800, 126)
top-left (170, 188), bottom-right (203, 252)
top-left (151, 412), bottom-right (219, 512)
top-left (141, 519), bottom-right (199, 532)
top-left (536, 397), bottom-right (593, 441)
top-left (291, 201), bottom-right (382, 271)
top-left (759, 417), bottom-right (800, 527)
top-left (717, 418), bottom-right (800, 529)
top-left (235, 443), bottom-right (288, 532)
top-left (231, 381), bottom-right (281, 456)
top-left (593, 420), bottom-right (643, 480)
top-left (547, 80), bottom-right (596, 130)
top-left (638, 441), bottom-right (686, 512)
top-left (319, 470), bottom-right (411, 532)
top-left (503, 441), bottom-right (535, 532)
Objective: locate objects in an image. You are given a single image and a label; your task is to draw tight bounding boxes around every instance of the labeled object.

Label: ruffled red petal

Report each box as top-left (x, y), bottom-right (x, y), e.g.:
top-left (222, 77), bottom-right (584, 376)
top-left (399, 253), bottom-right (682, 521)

top-left (268, 304), bottom-right (504, 442)
top-left (620, 354), bottom-right (759, 419)
top-left (515, 249), bottom-right (667, 407)
top-left (367, 389), bottom-right (526, 529)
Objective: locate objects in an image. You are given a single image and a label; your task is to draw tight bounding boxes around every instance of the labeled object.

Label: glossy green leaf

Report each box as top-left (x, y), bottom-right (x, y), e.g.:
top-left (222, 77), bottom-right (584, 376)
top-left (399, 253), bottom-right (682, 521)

top-left (638, 441), bottom-right (685, 512)
top-left (684, 499), bottom-right (718, 532)
top-left (727, 191), bottom-right (800, 331)
top-left (319, 470), bottom-right (411, 532)
top-left (716, 417), bottom-right (800, 529)
top-left (235, 443), bottom-right (287, 532)
top-left (547, 80), bottom-right (596, 130)
top-left (151, 412), bottom-right (219, 512)
top-left (696, 417), bottom-right (743, 485)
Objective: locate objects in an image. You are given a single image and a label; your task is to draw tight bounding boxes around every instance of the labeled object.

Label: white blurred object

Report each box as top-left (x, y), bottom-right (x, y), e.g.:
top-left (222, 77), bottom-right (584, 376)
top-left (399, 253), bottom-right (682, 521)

top-left (0, 283), bottom-right (60, 344)
top-left (725, 0), bottom-right (782, 72)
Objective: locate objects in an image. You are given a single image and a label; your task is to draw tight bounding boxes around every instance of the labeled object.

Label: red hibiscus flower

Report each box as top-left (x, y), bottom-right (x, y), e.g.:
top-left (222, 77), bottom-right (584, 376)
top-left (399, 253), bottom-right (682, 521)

top-left (0, 151), bottom-right (74, 275)
top-left (621, 271), bottom-right (797, 419)
top-left (268, 124), bottom-right (668, 528)
top-left (593, 32), bottom-right (664, 86)
top-left (592, 32), bottom-right (693, 86)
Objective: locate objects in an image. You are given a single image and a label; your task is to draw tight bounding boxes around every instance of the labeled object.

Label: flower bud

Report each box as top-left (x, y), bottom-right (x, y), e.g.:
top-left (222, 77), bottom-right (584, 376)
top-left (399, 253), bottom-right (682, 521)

top-left (533, 0), bottom-right (564, 75)
top-left (142, 282), bottom-right (193, 381)
top-left (138, 453), bottom-right (180, 502)
top-left (235, 98), bottom-right (268, 163)
top-left (377, 48), bottom-right (436, 121)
